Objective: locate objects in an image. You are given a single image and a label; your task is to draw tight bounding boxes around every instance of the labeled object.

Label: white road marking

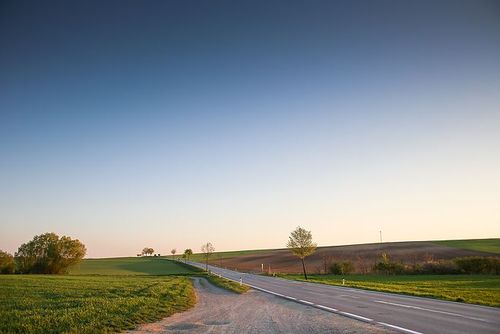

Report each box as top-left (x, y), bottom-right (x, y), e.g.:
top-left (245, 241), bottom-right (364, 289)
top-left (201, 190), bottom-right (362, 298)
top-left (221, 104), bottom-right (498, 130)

top-left (339, 311), bottom-right (373, 322)
top-left (299, 299), bottom-right (314, 305)
top-left (378, 322), bottom-right (424, 334)
top-left (374, 300), bottom-right (488, 323)
top-left (316, 305), bottom-right (338, 312)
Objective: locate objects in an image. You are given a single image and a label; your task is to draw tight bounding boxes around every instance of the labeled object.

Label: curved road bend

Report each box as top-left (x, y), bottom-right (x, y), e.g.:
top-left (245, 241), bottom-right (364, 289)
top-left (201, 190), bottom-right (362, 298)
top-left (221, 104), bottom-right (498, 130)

top-left (186, 261), bottom-right (500, 334)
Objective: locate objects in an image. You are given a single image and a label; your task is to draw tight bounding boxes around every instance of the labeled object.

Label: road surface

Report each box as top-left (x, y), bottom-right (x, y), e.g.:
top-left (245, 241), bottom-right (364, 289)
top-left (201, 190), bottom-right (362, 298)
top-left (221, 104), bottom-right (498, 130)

top-left (186, 261), bottom-right (500, 334)
top-left (127, 277), bottom-right (392, 333)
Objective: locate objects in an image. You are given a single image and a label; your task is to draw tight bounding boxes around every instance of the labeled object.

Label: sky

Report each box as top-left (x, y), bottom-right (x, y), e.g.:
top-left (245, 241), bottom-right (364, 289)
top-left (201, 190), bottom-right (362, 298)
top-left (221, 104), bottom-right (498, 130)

top-left (1, 1), bottom-right (499, 257)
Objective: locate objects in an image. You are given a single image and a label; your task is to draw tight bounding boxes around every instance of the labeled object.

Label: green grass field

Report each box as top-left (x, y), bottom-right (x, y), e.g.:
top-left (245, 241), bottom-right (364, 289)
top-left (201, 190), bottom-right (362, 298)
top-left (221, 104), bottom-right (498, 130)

top-left (434, 238), bottom-right (500, 254)
top-left (0, 275), bottom-right (196, 334)
top-left (187, 248), bottom-right (275, 262)
top-left (284, 274), bottom-right (500, 307)
top-left (70, 257), bottom-right (198, 275)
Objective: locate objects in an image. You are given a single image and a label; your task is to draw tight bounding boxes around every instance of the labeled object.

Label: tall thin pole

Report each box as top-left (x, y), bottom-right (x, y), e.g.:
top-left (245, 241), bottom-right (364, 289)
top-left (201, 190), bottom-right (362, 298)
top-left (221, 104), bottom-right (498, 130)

top-left (379, 230), bottom-right (382, 243)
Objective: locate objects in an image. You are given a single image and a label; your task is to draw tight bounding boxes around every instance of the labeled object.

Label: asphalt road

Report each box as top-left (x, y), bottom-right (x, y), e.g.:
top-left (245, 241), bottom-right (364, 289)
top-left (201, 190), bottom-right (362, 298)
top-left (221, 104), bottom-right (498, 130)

top-left (186, 261), bottom-right (500, 334)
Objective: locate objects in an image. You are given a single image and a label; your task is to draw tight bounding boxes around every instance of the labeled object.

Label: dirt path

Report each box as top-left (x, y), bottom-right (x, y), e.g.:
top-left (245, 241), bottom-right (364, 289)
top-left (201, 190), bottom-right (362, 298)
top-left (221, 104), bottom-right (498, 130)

top-left (126, 277), bottom-right (393, 334)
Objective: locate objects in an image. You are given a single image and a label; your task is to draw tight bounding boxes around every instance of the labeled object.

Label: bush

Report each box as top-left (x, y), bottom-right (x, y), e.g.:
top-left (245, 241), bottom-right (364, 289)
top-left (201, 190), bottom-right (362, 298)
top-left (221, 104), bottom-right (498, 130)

top-left (15, 232), bottom-right (86, 274)
top-left (0, 250), bottom-right (15, 274)
top-left (454, 257), bottom-right (500, 274)
top-left (417, 260), bottom-right (460, 275)
top-left (373, 253), bottom-right (404, 275)
top-left (329, 261), bottom-right (354, 275)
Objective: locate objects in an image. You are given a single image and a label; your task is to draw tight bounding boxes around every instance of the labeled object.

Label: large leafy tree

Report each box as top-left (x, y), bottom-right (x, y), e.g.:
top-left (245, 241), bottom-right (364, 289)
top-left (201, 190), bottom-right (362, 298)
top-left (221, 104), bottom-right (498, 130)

top-left (15, 233), bottom-right (86, 274)
top-left (286, 226), bottom-right (317, 279)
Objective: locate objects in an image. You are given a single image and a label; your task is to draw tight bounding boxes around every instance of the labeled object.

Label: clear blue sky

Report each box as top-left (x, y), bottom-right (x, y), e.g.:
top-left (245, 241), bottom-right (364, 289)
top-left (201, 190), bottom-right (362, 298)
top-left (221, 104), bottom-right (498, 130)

top-left (1, 1), bottom-right (499, 257)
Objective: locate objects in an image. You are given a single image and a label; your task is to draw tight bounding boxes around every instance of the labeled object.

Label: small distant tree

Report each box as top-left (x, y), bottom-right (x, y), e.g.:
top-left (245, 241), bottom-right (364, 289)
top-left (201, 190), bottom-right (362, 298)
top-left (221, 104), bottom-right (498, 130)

top-left (15, 233), bottom-right (86, 274)
top-left (184, 249), bottom-right (193, 262)
top-left (171, 248), bottom-right (177, 260)
top-left (286, 226), bottom-right (317, 280)
top-left (142, 247), bottom-right (154, 256)
top-left (0, 250), bottom-right (15, 274)
top-left (201, 242), bottom-right (215, 271)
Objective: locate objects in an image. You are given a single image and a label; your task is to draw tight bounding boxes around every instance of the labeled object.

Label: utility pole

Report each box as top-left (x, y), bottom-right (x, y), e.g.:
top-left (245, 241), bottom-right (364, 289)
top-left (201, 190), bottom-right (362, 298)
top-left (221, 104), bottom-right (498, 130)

top-left (379, 230), bottom-right (382, 243)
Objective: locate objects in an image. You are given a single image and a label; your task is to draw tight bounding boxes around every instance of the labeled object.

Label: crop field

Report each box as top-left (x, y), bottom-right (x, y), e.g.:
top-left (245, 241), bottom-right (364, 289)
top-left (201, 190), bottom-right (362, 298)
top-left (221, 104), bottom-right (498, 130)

top-left (284, 274), bottom-right (500, 307)
top-left (70, 256), bottom-right (200, 275)
top-left (434, 239), bottom-right (500, 254)
top-left (202, 239), bottom-right (500, 274)
top-left (0, 275), bottom-right (196, 334)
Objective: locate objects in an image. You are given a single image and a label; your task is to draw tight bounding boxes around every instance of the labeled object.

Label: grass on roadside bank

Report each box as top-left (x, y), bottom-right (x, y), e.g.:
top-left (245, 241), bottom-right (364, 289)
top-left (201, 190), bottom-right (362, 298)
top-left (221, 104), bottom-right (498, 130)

top-left (0, 275), bottom-right (196, 334)
top-left (283, 274), bottom-right (500, 307)
top-left (204, 274), bottom-right (250, 294)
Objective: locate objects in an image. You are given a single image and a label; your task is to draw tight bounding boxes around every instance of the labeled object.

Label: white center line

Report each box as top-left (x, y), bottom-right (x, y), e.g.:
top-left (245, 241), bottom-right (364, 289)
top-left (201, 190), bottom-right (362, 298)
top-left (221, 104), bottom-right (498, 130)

top-left (374, 300), bottom-right (488, 323)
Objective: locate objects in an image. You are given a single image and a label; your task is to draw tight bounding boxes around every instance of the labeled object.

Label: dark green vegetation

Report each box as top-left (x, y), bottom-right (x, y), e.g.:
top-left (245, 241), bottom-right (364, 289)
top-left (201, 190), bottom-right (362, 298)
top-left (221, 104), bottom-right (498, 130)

top-left (0, 250), bottom-right (15, 274)
top-left (434, 238), bottom-right (500, 254)
top-left (284, 274), bottom-right (500, 307)
top-left (0, 275), bottom-right (195, 334)
top-left (205, 274), bottom-right (250, 294)
top-left (70, 257), bottom-right (198, 275)
top-left (7, 232), bottom-right (86, 274)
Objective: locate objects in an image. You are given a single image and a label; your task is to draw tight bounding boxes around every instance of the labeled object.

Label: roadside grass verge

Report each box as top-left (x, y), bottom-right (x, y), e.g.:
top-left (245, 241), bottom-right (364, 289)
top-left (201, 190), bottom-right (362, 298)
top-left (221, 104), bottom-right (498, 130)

top-left (283, 274), bottom-right (500, 307)
top-left (434, 239), bottom-right (500, 254)
top-left (204, 274), bottom-right (250, 294)
top-left (0, 275), bottom-right (196, 334)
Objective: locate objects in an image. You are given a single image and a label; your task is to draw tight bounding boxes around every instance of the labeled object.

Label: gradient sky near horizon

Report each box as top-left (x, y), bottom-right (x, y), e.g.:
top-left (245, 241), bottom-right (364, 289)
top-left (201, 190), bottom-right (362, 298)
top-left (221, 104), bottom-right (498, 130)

top-left (1, 1), bottom-right (499, 257)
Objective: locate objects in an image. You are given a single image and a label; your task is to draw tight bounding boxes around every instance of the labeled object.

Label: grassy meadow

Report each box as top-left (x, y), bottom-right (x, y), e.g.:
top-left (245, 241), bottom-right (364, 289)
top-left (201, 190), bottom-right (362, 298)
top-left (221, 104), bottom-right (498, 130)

top-left (70, 256), bottom-right (200, 275)
top-left (0, 275), bottom-right (196, 334)
top-left (434, 238), bottom-right (500, 254)
top-left (0, 257), bottom-right (250, 333)
top-left (284, 274), bottom-right (500, 307)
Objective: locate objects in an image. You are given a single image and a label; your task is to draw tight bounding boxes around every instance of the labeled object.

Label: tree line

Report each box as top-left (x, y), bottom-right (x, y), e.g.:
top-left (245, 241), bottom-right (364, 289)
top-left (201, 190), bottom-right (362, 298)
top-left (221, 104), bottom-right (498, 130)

top-left (0, 232), bottom-right (86, 274)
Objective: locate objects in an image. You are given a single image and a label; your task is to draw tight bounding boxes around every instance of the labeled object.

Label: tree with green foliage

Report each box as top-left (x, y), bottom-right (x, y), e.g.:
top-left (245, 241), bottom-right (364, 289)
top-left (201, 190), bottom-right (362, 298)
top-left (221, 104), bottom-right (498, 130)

top-left (0, 250), bottom-right (15, 274)
top-left (201, 242), bottom-right (215, 271)
top-left (15, 233), bottom-right (86, 274)
top-left (171, 248), bottom-right (177, 260)
top-left (286, 226), bottom-right (317, 280)
top-left (183, 249), bottom-right (193, 262)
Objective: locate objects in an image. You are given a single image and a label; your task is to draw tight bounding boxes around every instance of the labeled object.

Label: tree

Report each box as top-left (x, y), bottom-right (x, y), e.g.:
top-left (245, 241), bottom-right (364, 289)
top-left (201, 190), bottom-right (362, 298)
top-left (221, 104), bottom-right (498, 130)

top-left (15, 232), bottom-right (86, 274)
top-left (286, 226), bottom-right (317, 279)
top-left (0, 250), bottom-right (15, 274)
top-left (142, 247), bottom-right (154, 256)
top-left (201, 242), bottom-right (215, 271)
top-left (171, 248), bottom-right (177, 260)
top-left (184, 249), bottom-right (193, 262)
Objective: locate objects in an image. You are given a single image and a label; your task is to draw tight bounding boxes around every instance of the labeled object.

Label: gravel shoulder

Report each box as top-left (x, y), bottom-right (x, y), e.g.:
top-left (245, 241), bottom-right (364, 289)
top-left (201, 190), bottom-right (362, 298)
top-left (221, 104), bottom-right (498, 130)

top-left (126, 277), bottom-right (393, 334)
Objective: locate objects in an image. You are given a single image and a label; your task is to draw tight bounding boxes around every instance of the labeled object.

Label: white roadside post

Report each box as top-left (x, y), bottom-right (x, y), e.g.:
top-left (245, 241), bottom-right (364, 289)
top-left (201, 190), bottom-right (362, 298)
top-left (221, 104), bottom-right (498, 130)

top-left (342, 278), bottom-right (345, 285)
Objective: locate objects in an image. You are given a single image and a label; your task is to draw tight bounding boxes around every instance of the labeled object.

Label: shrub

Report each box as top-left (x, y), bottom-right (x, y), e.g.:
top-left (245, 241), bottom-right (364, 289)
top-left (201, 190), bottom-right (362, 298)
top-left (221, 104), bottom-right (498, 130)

top-left (417, 260), bottom-right (460, 275)
top-left (0, 250), bottom-right (15, 274)
top-left (373, 253), bottom-right (404, 275)
top-left (454, 257), bottom-right (500, 274)
top-left (329, 261), bottom-right (354, 275)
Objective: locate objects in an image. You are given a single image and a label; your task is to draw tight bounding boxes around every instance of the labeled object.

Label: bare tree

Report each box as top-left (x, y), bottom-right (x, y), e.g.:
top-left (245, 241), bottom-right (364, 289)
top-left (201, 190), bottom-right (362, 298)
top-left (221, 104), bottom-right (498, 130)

top-left (286, 226), bottom-right (317, 280)
top-left (201, 242), bottom-right (215, 271)
top-left (171, 248), bottom-right (176, 260)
